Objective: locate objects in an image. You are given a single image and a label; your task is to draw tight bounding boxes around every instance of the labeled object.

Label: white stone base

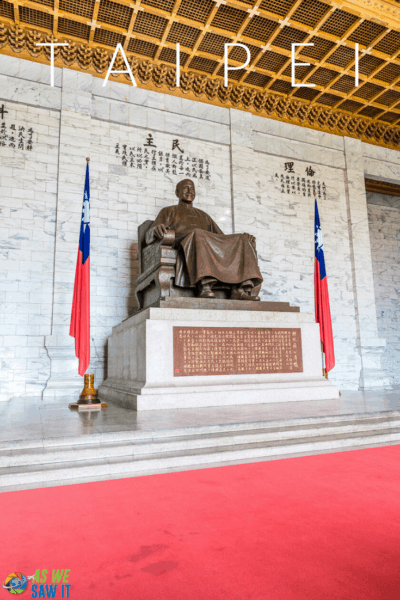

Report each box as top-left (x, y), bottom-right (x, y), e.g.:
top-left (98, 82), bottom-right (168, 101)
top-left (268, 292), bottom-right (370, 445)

top-left (99, 307), bottom-right (339, 410)
top-left (43, 335), bottom-right (83, 402)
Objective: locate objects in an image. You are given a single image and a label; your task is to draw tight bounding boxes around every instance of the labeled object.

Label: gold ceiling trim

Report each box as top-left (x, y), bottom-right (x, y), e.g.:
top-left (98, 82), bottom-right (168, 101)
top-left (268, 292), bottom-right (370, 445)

top-left (341, 0), bottom-right (400, 29)
top-left (1, 0), bottom-right (400, 151)
top-left (365, 177), bottom-right (400, 196)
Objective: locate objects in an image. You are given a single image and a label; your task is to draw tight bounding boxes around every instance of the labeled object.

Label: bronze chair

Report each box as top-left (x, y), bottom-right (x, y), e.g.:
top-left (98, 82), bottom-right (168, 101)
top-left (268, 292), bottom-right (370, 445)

top-left (134, 221), bottom-right (230, 310)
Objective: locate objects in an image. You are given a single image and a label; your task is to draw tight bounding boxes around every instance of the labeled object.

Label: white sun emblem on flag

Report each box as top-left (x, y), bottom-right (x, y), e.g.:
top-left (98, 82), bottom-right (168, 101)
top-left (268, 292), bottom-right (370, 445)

top-left (82, 191), bottom-right (90, 233)
top-left (315, 225), bottom-right (323, 252)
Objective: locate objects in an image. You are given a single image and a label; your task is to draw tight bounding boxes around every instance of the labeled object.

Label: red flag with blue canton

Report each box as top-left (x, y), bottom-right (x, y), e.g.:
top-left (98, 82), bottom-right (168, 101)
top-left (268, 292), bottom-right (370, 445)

top-left (70, 162), bottom-right (91, 376)
top-left (314, 199), bottom-right (335, 372)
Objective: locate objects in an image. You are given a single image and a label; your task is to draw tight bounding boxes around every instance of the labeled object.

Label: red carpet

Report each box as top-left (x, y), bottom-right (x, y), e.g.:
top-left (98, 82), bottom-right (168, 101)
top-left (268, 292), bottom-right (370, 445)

top-left (1, 445), bottom-right (400, 599)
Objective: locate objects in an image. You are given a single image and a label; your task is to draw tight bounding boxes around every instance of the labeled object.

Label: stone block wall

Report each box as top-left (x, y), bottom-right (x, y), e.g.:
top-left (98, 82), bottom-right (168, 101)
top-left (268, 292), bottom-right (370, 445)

top-left (230, 114), bottom-right (361, 389)
top-left (367, 192), bottom-right (400, 386)
top-left (0, 102), bottom-right (59, 400)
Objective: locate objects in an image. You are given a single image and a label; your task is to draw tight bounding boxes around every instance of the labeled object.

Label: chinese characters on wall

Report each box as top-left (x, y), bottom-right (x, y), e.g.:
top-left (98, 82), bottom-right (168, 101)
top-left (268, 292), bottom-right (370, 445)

top-left (173, 327), bottom-right (303, 377)
top-left (275, 162), bottom-right (326, 199)
top-left (115, 133), bottom-right (211, 180)
top-left (0, 121), bottom-right (34, 151)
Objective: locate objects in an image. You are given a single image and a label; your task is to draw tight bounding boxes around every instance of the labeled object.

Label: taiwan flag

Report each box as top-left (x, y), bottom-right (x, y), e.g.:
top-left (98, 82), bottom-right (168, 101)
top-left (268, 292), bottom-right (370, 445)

top-left (314, 199), bottom-right (335, 372)
top-left (70, 162), bottom-right (91, 376)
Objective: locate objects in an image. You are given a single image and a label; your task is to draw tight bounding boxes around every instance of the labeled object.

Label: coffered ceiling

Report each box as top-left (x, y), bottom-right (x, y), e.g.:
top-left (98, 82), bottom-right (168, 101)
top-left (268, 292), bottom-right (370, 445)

top-left (1, 0), bottom-right (400, 149)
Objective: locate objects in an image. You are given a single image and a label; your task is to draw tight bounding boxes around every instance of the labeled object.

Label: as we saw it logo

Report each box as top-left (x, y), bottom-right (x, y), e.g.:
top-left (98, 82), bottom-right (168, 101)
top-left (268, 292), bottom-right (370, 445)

top-left (2, 570), bottom-right (71, 598)
top-left (3, 573), bottom-right (28, 595)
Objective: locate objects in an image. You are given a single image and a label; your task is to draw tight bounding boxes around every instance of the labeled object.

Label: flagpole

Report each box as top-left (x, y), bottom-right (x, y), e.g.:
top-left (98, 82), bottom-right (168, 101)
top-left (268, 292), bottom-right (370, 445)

top-left (314, 198), bottom-right (336, 377)
top-left (69, 157), bottom-right (107, 411)
top-left (321, 342), bottom-right (328, 379)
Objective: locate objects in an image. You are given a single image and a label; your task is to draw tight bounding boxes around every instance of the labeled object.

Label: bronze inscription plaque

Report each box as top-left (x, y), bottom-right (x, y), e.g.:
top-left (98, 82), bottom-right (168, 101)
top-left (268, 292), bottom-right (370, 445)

top-left (173, 327), bottom-right (303, 377)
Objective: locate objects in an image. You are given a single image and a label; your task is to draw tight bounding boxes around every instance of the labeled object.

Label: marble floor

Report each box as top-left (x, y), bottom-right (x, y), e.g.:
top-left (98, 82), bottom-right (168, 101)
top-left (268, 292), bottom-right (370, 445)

top-left (1, 389), bottom-right (400, 446)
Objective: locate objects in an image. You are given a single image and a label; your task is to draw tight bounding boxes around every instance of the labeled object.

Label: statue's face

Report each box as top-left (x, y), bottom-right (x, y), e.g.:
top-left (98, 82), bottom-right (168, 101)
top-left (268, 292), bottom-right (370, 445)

top-left (176, 180), bottom-right (196, 203)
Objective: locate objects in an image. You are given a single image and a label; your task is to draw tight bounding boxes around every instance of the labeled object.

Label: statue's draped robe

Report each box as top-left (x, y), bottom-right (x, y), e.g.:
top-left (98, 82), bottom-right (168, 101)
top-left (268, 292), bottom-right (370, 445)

top-left (146, 203), bottom-right (263, 289)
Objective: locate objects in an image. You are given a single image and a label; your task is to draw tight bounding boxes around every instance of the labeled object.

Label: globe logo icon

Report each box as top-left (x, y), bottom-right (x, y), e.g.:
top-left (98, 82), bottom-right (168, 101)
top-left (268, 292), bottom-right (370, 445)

top-left (3, 573), bottom-right (28, 595)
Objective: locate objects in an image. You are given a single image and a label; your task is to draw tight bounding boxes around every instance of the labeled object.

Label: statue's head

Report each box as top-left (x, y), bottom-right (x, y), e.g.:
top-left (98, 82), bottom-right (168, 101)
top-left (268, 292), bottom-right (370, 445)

top-left (176, 179), bottom-right (196, 204)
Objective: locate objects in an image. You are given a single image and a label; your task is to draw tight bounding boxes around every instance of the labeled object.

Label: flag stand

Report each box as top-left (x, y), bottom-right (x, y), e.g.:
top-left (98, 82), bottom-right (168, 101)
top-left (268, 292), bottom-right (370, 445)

top-left (69, 374), bottom-right (107, 411)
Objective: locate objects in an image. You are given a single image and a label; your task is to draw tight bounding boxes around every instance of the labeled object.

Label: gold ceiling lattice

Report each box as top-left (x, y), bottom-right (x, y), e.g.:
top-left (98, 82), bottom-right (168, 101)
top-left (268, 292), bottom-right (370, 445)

top-left (166, 22), bottom-right (201, 48)
top-left (356, 55), bottom-right (385, 76)
top-left (270, 80), bottom-right (293, 93)
top-left (273, 26), bottom-right (308, 51)
top-left (188, 55), bottom-right (218, 74)
top-left (319, 9), bottom-right (358, 37)
top-left (128, 38), bottom-right (158, 59)
top-left (142, 0), bottom-right (175, 12)
top-left (93, 28), bottom-right (125, 48)
top-left (291, 0), bottom-right (330, 28)
top-left (211, 6), bottom-right (247, 34)
top-left (97, 0), bottom-right (133, 30)
top-left (59, 0), bottom-right (95, 20)
top-left (257, 50), bottom-right (287, 72)
top-left (177, 0), bottom-right (214, 24)
top-left (376, 63), bottom-right (400, 84)
top-left (259, 0), bottom-right (293, 17)
top-left (374, 31), bottom-right (400, 55)
top-left (324, 45), bottom-right (354, 67)
top-left (331, 75), bottom-right (357, 94)
top-left (198, 32), bottom-right (231, 57)
top-left (316, 92), bottom-right (342, 106)
top-left (359, 106), bottom-right (384, 118)
top-left (58, 17), bottom-right (90, 41)
top-left (281, 63), bottom-right (312, 79)
top-left (133, 11), bottom-right (168, 40)
top-left (19, 6), bottom-right (53, 31)
top-left (242, 16), bottom-right (278, 42)
top-left (1, 0), bottom-right (400, 149)
top-left (244, 71), bottom-right (271, 87)
top-left (339, 99), bottom-right (363, 112)
top-left (381, 111), bottom-right (400, 123)
top-left (159, 46), bottom-right (189, 65)
top-left (31, 0), bottom-right (54, 7)
top-left (377, 89), bottom-right (400, 106)
top-left (229, 42), bottom-right (261, 63)
top-left (0, 1), bottom-right (13, 20)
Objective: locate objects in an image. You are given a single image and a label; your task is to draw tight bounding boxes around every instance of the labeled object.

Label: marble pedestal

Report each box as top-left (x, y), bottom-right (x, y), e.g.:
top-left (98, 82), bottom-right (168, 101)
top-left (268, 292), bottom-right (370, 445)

top-left (99, 304), bottom-right (339, 410)
top-left (42, 335), bottom-right (83, 402)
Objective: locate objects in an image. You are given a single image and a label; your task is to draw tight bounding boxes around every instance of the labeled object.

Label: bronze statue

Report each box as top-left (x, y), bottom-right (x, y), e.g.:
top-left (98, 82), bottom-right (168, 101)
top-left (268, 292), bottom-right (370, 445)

top-left (144, 179), bottom-right (263, 300)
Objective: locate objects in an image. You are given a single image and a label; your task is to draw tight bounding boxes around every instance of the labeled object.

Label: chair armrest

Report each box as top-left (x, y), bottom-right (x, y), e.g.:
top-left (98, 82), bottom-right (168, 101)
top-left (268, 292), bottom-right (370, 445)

top-left (146, 227), bottom-right (176, 247)
top-left (140, 230), bottom-right (177, 276)
top-left (161, 230), bottom-right (175, 246)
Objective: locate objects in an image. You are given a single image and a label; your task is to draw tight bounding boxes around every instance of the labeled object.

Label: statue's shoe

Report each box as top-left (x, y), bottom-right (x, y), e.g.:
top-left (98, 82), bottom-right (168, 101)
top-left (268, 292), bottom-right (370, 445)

top-left (231, 289), bottom-right (260, 301)
top-left (198, 290), bottom-right (216, 298)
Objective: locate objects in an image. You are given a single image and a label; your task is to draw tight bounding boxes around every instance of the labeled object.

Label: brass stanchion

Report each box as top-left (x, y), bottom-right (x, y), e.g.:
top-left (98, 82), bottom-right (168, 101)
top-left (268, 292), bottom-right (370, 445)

top-left (69, 374), bottom-right (107, 411)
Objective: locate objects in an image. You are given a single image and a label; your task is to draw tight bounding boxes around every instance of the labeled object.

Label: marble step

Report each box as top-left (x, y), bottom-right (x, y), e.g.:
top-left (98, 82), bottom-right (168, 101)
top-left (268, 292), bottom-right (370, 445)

top-left (1, 414), bottom-right (400, 469)
top-left (0, 412), bottom-right (399, 491)
top-left (1, 410), bottom-right (400, 452)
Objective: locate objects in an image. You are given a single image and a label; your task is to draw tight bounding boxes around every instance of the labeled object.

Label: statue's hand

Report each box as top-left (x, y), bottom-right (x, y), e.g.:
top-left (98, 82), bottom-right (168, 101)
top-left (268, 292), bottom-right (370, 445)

top-left (154, 224), bottom-right (168, 239)
top-left (244, 232), bottom-right (256, 245)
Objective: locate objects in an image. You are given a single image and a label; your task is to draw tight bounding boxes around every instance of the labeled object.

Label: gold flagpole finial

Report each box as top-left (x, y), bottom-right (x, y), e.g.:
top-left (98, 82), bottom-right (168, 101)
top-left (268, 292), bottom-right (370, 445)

top-left (86, 157), bottom-right (90, 162)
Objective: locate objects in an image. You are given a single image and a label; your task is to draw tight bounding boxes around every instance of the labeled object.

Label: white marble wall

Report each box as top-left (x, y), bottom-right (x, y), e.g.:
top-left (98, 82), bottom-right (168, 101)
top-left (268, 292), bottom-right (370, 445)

top-left (230, 112), bottom-right (361, 389)
top-left (367, 192), bottom-right (400, 386)
top-left (0, 101), bottom-right (59, 400)
top-left (0, 53), bottom-right (398, 399)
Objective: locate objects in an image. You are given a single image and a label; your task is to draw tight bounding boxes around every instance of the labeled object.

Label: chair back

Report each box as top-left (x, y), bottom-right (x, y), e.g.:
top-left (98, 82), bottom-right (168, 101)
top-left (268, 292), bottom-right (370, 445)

top-left (138, 220), bottom-right (154, 274)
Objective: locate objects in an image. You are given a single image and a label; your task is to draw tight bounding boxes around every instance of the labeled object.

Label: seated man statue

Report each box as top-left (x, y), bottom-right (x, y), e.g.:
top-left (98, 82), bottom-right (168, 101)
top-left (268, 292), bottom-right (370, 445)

top-left (145, 179), bottom-right (263, 300)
